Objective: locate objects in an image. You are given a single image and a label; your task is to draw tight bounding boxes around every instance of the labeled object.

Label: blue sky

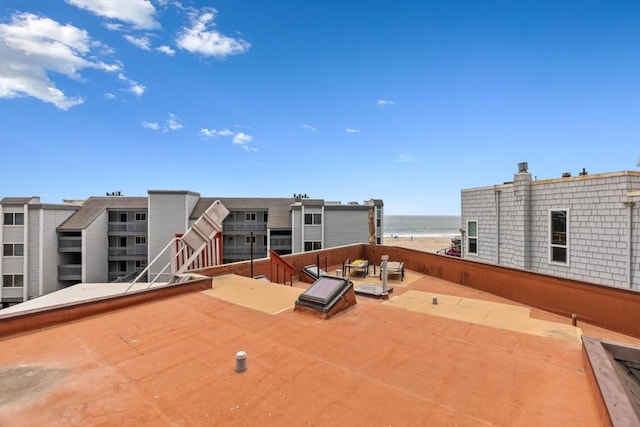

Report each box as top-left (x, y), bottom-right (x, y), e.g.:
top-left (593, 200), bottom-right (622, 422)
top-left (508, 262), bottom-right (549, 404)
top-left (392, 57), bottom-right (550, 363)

top-left (1, 1), bottom-right (639, 215)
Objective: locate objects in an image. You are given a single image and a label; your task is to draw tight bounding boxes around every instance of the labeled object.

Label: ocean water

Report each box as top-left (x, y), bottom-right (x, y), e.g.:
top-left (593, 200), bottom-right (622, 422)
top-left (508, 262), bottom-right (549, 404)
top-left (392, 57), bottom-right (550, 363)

top-left (384, 215), bottom-right (461, 238)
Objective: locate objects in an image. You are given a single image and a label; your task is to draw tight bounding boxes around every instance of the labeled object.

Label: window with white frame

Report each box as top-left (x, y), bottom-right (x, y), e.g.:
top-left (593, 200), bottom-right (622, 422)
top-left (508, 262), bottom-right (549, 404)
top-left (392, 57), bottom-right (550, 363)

top-left (304, 213), bottom-right (322, 225)
top-left (3, 243), bottom-right (24, 257)
top-left (467, 220), bottom-right (478, 255)
top-left (3, 212), bottom-right (24, 225)
top-left (3, 274), bottom-right (23, 287)
top-left (304, 241), bottom-right (322, 251)
top-left (245, 212), bottom-right (257, 221)
top-left (135, 212), bottom-right (146, 221)
top-left (549, 210), bottom-right (568, 264)
top-left (135, 236), bottom-right (146, 245)
top-left (245, 235), bottom-right (256, 244)
top-left (135, 260), bottom-right (147, 268)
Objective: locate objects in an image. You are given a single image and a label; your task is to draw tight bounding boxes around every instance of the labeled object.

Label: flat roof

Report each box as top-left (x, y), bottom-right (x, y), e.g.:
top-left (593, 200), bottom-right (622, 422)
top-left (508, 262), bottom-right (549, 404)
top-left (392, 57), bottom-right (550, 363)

top-left (1, 270), bottom-right (637, 425)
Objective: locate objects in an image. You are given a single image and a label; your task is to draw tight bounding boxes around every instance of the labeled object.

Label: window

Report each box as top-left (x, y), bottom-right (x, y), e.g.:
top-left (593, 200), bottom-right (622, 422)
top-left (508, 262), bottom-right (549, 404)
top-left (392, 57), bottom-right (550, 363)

top-left (3, 212), bottom-right (24, 225)
top-left (304, 213), bottom-right (322, 225)
top-left (3, 274), bottom-right (23, 287)
top-left (3, 243), bottom-right (24, 257)
top-left (467, 220), bottom-right (478, 255)
top-left (550, 210), bottom-right (568, 264)
top-left (135, 212), bottom-right (146, 221)
top-left (245, 235), bottom-right (256, 244)
top-left (135, 236), bottom-right (146, 245)
top-left (119, 237), bottom-right (127, 247)
top-left (135, 260), bottom-right (147, 268)
top-left (304, 241), bottom-right (322, 251)
top-left (245, 212), bottom-right (257, 221)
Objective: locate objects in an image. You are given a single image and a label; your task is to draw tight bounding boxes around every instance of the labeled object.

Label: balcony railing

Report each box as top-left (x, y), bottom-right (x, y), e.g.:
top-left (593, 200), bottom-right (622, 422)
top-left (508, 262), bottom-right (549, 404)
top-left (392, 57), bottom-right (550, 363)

top-left (270, 237), bottom-right (292, 248)
top-left (223, 247), bottom-right (267, 256)
top-left (108, 223), bottom-right (147, 233)
top-left (223, 223), bottom-right (267, 232)
top-left (58, 264), bottom-right (82, 281)
top-left (58, 237), bottom-right (82, 252)
top-left (108, 248), bottom-right (148, 257)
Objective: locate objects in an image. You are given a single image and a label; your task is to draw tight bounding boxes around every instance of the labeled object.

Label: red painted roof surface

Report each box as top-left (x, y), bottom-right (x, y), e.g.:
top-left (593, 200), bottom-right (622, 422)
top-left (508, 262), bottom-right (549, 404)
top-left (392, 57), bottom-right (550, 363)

top-left (0, 274), bottom-right (634, 426)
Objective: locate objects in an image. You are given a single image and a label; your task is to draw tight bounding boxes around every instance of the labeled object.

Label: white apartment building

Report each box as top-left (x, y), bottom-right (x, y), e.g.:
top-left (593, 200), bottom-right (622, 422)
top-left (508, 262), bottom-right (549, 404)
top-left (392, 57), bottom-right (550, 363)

top-left (460, 163), bottom-right (640, 289)
top-left (1, 191), bottom-right (383, 307)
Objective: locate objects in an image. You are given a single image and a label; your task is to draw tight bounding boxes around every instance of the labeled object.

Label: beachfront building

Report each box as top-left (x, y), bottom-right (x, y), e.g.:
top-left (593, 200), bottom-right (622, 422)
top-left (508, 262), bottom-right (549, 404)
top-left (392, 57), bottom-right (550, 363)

top-left (1, 191), bottom-right (383, 306)
top-left (0, 197), bottom-right (79, 306)
top-left (460, 162), bottom-right (640, 289)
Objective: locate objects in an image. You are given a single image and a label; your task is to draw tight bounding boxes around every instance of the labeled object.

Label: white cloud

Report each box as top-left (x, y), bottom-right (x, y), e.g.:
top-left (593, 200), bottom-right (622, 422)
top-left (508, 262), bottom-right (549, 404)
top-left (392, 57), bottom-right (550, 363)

top-left (396, 154), bottom-right (417, 162)
top-left (233, 132), bottom-right (253, 145)
top-left (104, 92), bottom-right (116, 100)
top-left (124, 35), bottom-right (151, 50)
top-left (118, 73), bottom-right (145, 96)
top-left (166, 113), bottom-right (183, 130)
top-left (200, 128), bottom-right (234, 138)
top-left (0, 12), bottom-right (120, 109)
top-left (129, 82), bottom-right (145, 96)
top-left (377, 99), bottom-right (395, 107)
top-left (104, 22), bottom-right (124, 32)
top-left (142, 121), bottom-right (160, 130)
top-left (177, 8), bottom-right (250, 58)
top-left (201, 126), bottom-right (256, 151)
top-left (66, 0), bottom-right (159, 30)
top-left (156, 45), bottom-right (176, 56)
top-left (301, 124), bottom-right (317, 132)
top-left (142, 113), bottom-right (183, 132)
top-left (345, 128), bottom-right (361, 133)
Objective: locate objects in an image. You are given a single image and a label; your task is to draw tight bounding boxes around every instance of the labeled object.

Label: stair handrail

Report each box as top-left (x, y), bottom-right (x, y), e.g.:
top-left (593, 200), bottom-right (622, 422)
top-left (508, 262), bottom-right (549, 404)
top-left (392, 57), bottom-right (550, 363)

top-left (268, 249), bottom-right (295, 286)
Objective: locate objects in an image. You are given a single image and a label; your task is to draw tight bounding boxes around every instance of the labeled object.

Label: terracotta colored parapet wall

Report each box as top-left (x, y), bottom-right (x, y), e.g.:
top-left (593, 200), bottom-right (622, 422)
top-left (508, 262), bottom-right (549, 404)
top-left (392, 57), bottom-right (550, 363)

top-left (0, 278), bottom-right (212, 340)
top-left (196, 243), bottom-right (640, 338)
top-left (364, 245), bottom-right (640, 339)
top-left (4, 243), bottom-right (640, 340)
top-left (196, 245), bottom-right (366, 281)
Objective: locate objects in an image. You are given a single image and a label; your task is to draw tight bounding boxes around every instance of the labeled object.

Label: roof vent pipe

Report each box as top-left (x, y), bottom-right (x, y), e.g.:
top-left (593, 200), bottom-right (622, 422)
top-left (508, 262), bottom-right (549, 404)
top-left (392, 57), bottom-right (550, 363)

top-left (235, 351), bottom-right (247, 373)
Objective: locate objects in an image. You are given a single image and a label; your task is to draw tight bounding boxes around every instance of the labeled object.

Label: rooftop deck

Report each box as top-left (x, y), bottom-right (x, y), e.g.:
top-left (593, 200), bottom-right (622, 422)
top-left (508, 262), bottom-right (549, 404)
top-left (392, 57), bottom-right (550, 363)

top-left (2, 258), bottom-right (637, 425)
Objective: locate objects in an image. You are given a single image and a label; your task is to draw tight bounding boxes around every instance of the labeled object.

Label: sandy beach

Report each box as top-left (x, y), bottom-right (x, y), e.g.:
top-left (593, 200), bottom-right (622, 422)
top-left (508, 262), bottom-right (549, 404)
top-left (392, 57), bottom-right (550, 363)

top-left (382, 236), bottom-right (454, 253)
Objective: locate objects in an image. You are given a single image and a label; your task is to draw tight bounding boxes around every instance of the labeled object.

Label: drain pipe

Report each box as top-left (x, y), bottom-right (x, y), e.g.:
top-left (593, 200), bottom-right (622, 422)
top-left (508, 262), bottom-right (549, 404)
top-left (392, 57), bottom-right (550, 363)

top-left (250, 232), bottom-right (254, 278)
top-left (623, 200), bottom-right (634, 288)
top-left (381, 255), bottom-right (389, 293)
top-left (495, 188), bottom-right (501, 264)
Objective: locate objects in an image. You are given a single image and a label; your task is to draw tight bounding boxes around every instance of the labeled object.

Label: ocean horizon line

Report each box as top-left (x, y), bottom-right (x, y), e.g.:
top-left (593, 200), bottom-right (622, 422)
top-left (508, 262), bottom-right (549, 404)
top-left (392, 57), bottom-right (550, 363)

top-left (383, 232), bottom-right (459, 239)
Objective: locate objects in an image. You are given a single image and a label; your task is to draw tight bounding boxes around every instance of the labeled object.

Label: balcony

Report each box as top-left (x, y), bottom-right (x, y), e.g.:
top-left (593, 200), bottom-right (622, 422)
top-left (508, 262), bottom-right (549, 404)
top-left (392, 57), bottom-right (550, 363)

top-left (58, 264), bottom-right (82, 281)
top-left (223, 223), bottom-right (267, 232)
top-left (58, 236), bottom-right (81, 252)
top-left (108, 248), bottom-right (148, 257)
top-left (108, 223), bottom-right (147, 234)
top-left (270, 237), bottom-right (292, 251)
